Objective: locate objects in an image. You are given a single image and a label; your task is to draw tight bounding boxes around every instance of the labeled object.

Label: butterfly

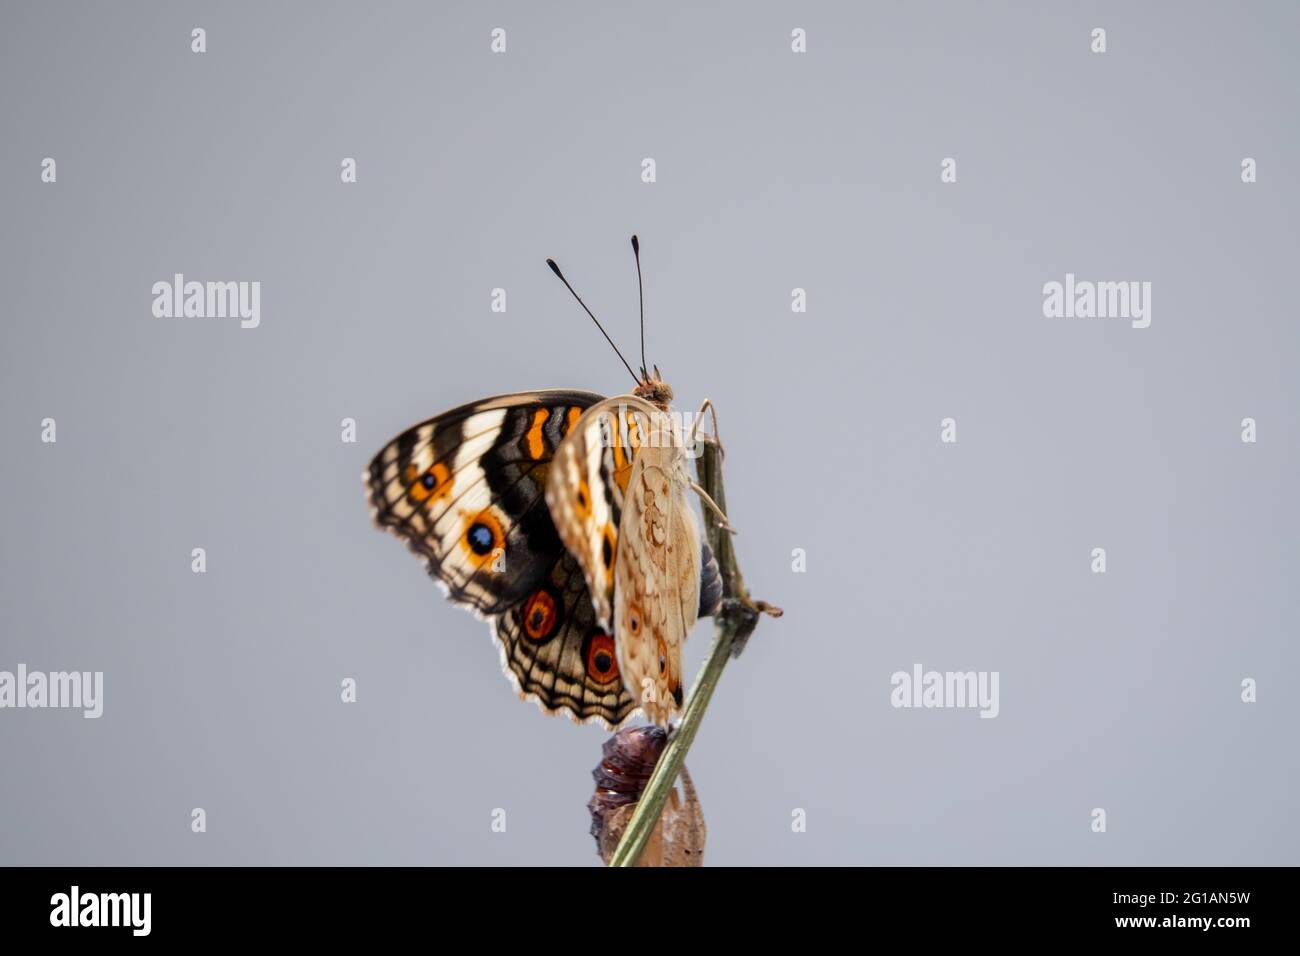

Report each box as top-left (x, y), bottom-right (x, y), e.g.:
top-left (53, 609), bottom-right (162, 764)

top-left (365, 237), bottom-right (725, 729)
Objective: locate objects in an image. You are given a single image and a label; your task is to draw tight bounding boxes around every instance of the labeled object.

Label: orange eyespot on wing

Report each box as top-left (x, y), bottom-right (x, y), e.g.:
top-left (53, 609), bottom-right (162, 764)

top-left (584, 632), bottom-right (619, 684)
top-left (405, 461), bottom-right (453, 504)
top-left (522, 588), bottom-right (559, 641)
top-left (460, 507), bottom-right (506, 569)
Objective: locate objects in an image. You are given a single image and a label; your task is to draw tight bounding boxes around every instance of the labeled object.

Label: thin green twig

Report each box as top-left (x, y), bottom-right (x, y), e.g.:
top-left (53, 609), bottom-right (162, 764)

top-left (608, 436), bottom-right (778, 867)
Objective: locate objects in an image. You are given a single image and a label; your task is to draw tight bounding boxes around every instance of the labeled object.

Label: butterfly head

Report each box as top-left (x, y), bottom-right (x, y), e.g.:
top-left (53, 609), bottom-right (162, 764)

top-left (633, 365), bottom-right (673, 410)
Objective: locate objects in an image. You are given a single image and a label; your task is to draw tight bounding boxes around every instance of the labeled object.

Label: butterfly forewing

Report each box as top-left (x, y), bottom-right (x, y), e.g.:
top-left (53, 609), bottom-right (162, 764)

top-left (366, 389), bottom-right (602, 615)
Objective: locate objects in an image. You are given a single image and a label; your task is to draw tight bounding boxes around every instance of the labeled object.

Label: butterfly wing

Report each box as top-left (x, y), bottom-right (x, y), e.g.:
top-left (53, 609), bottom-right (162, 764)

top-left (612, 414), bottom-right (702, 725)
top-left (367, 388), bottom-right (640, 726)
top-left (366, 390), bottom-right (602, 616)
top-left (544, 395), bottom-right (659, 630)
top-left (493, 549), bottom-right (635, 727)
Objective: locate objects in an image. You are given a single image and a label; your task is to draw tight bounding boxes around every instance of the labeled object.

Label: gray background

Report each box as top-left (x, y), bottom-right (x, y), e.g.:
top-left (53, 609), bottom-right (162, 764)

top-left (1, 1), bottom-right (1296, 866)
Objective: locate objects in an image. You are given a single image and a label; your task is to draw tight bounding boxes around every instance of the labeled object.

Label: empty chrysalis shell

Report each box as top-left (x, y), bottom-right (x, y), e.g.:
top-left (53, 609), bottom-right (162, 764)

top-left (588, 725), bottom-right (706, 867)
top-left (588, 726), bottom-right (666, 833)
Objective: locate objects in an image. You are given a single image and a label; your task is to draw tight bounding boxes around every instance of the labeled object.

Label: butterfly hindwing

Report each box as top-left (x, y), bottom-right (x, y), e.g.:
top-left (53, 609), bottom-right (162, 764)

top-left (366, 390), bottom-right (603, 616)
top-left (494, 549), bottom-right (636, 727)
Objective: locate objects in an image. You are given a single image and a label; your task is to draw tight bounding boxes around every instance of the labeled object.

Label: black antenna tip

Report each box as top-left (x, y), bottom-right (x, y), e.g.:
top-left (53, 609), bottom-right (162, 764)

top-left (631, 235), bottom-right (639, 252)
top-left (546, 258), bottom-right (563, 279)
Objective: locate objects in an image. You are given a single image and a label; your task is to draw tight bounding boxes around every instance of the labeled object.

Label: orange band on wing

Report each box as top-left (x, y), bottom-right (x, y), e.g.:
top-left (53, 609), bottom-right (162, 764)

top-left (610, 411), bottom-right (637, 494)
top-left (526, 408), bottom-right (549, 460)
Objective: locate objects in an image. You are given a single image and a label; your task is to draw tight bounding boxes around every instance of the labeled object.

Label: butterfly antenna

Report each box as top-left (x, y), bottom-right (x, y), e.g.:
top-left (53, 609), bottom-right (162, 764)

top-left (546, 257), bottom-right (640, 385)
top-left (632, 234), bottom-right (647, 380)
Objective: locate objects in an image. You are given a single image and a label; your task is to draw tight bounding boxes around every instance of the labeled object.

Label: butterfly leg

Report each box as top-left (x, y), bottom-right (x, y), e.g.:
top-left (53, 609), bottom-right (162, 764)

top-left (689, 481), bottom-right (737, 534)
top-left (687, 399), bottom-right (720, 451)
